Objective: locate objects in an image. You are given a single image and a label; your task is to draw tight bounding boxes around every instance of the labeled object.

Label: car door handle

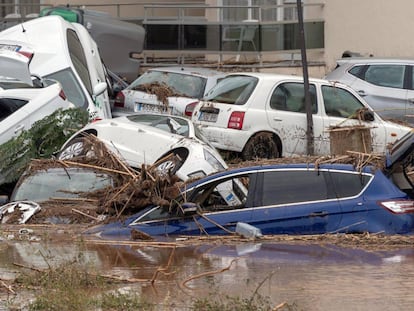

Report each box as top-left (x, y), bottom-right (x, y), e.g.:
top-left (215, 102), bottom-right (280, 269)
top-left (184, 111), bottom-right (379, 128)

top-left (14, 124), bottom-right (24, 134)
top-left (273, 117), bottom-right (282, 121)
top-left (309, 211), bottom-right (328, 217)
top-left (357, 90), bottom-right (366, 96)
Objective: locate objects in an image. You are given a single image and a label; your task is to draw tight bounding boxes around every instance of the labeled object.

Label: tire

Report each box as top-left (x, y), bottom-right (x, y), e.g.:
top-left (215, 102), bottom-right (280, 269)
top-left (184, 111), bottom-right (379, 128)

top-left (154, 149), bottom-right (187, 177)
top-left (57, 137), bottom-right (93, 160)
top-left (242, 133), bottom-right (279, 160)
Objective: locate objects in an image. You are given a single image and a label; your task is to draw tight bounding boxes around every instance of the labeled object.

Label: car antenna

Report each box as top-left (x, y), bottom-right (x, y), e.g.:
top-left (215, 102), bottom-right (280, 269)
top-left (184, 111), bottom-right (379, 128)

top-left (20, 22), bottom-right (26, 33)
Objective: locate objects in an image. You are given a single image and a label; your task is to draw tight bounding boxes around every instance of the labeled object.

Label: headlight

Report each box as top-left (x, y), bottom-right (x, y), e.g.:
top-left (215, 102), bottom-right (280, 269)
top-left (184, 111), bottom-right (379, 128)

top-left (203, 148), bottom-right (225, 171)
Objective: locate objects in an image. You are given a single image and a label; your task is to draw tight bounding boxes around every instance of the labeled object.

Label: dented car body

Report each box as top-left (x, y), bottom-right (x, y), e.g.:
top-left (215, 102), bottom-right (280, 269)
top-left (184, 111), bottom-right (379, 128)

top-left (87, 131), bottom-right (414, 238)
top-left (191, 73), bottom-right (412, 160)
top-left (58, 113), bottom-right (228, 181)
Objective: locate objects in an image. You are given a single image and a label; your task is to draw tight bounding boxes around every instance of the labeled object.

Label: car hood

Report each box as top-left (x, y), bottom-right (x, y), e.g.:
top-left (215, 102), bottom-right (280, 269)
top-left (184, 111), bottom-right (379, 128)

top-left (386, 130), bottom-right (414, 168)
top-left (0, 49), bottom-right (32, 86)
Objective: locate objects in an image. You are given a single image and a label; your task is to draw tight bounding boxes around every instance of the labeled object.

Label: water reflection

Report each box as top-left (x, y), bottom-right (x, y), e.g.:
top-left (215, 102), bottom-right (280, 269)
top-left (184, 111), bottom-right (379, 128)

top-left (2, 239), bottom-right (414, 310)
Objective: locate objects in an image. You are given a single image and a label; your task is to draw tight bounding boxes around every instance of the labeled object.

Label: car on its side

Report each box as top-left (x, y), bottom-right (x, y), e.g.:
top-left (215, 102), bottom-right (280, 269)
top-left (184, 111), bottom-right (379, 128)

top-left (113, 67), bottom-right (226, 117)
top-left (57, 113), bottom-right (228, 182)
top-left (325, 58), bottom-right (414, 124)
top-left (0, 15), bottom-right (112, 120)
top-left (86, 131), bottom-right (414, 238)
top-left (191, 73), bottom-right (412, 160)
top-left (0, 50), bottom-right (73, 145)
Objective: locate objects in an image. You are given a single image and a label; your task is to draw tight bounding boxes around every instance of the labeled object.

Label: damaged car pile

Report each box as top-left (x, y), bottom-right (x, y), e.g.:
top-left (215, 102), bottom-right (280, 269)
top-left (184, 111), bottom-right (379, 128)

top-left (2, 10), bottom-right (414, 240)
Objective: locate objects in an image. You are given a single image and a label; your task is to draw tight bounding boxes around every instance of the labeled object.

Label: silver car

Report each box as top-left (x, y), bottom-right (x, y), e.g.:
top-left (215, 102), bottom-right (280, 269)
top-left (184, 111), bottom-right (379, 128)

top-left (325, 58), bottom-right (414, 124)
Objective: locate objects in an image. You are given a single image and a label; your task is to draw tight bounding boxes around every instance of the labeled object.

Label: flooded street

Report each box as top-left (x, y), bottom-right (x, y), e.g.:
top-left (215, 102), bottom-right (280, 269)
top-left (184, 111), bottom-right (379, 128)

top-left (1, 228), bottom-right (414, 310)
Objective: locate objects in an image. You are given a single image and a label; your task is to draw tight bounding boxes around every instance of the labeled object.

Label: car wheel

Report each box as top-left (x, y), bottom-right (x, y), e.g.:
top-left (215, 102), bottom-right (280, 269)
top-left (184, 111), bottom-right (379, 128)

top-left (242, 133), bottom-right (280, 160)
top-left (154, 150), bottom-right (187, 177)
top-left (57, 137), bottom-right (94, 160)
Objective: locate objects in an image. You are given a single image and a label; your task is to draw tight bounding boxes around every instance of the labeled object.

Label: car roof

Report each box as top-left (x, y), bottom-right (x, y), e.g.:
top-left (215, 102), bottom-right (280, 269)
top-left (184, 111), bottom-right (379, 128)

top-left (336, 57), bottom-right (414, 65)
top-left (186, 163), bottom-right (372, 188)
top-left (224, 72), bottom-right (335, 85)
top-left (148, 66), bottom-right (226, 78)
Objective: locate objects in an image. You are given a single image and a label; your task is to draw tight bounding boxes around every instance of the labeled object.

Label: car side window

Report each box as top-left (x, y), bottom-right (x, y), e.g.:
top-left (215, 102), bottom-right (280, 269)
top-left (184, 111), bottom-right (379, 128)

top-left (329, 171), bottom-right (371, 197)
top-left (66, 29), bottom-right (93, 95)
top-left (270, 82), bottom-right (317, 113)
top-left (0, 98), bottom-right (27, 121)
top-left (258, 170), bottom-right (332, 206)
top-left (322, 85), bottom-right (366, 118)
top-left (191, 176), bottom-right (250, 211)
top-left (364, 65), bottom-right (405, 89)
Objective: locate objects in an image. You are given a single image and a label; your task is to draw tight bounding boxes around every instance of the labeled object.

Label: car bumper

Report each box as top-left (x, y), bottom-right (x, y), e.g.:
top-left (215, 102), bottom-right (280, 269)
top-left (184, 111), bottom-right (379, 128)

top-left (199, 126), bottom-right (250, 153)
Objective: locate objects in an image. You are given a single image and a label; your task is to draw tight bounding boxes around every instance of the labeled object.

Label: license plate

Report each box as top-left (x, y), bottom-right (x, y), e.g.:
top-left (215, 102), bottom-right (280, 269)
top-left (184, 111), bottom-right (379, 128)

top-left (199, 111), bottom-right (218, 122)
top-left (135, 103), bottom-right (164, 113)
top-left (0, 44), bottom-right (20, 52)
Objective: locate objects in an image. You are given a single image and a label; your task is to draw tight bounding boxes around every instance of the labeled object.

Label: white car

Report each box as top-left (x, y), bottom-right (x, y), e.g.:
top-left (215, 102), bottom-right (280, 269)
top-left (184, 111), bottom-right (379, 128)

top-left (0, 15), bottom-right (111, 120)
top-left (57, 113), bottom-right (228, 181)
top-left (191, 73), bottom-right (413, 160)
top-left (325, 58), bottom-right (414, 124)
top-left (0, 50), bottom-right (73, 145)
top-left (113, 67), bottom-right (226, 117)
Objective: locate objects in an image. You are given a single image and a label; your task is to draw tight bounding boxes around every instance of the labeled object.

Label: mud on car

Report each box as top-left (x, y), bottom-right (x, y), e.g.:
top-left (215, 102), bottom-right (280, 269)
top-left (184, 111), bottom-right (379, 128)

top-left (191, 73), bottom-right (412, 160)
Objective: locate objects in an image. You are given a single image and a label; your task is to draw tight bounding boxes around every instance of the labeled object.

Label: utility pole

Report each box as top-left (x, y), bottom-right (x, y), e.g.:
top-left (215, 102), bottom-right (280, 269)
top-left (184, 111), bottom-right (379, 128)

top-left (297, 0), bottom-right (314, 155)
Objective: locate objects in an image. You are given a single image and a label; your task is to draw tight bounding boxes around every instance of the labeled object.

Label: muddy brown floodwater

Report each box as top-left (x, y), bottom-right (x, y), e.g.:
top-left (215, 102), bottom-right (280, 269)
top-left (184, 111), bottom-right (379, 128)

top-left (1, 226), bottom-right (414, 310)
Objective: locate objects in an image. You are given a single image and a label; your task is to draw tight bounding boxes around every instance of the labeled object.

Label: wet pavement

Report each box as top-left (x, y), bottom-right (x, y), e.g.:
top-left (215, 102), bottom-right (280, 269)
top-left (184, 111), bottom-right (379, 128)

top-left (1, 229), bottom-right (414, 310)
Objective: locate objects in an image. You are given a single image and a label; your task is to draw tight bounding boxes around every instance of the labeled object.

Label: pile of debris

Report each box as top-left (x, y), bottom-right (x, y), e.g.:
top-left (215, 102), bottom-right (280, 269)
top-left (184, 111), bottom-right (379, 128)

top-left (1, 134), bottom-right (389, 226)
top-left (2, 135), bottom-right (185, 225)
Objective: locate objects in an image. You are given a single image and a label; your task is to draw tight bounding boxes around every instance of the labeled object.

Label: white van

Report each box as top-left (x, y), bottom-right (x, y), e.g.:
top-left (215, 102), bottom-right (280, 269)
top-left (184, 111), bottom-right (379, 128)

top-left (0, 15), bottom-right (111, 120)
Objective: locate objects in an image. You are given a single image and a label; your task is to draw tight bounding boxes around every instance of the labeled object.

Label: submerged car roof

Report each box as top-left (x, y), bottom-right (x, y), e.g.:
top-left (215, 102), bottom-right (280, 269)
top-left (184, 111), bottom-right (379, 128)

top-left (0, 49), bottom-right (32, 85)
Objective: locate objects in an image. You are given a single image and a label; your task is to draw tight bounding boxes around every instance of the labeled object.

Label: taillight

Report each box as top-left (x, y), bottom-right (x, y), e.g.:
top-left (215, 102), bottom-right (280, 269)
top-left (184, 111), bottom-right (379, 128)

top-left (380, 200), bottom-right (414, 214)
top-left (227, 111), bottom-right (245, 130)
top-left (59, 89), bottom-right (67, 100)
top-left (18, 51), bottom-right (33, 61)
top-left (185, 101), bottom-right (198, 117)
top-left (91, 118), bottom-right (102, 123)
top-left (114, 91), bottom-right (125, 107)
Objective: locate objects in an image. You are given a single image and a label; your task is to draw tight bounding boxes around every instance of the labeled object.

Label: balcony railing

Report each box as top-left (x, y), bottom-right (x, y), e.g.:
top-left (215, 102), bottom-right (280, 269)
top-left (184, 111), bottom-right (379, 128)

top-left (0, 2), bottom-right (325, 67)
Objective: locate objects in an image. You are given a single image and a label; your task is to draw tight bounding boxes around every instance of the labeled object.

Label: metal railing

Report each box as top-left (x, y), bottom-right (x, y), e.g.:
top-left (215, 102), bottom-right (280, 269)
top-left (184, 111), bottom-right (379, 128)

top-left (0, 2), bottom-right (325, 67)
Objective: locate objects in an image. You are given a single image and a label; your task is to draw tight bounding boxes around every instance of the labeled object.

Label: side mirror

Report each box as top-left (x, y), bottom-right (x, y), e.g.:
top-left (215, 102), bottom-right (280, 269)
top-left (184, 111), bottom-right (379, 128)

top-left (93, 82), bottom-right (107, 97)
top-left (362, 110), bottom-right (375, 122)
top-left (179, 202), bottom-right (199, 216)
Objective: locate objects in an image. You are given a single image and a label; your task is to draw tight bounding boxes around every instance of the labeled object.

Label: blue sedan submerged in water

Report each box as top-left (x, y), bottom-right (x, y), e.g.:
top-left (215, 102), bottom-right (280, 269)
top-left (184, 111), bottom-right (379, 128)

top-left (88, 132), bottom-right (414, 238)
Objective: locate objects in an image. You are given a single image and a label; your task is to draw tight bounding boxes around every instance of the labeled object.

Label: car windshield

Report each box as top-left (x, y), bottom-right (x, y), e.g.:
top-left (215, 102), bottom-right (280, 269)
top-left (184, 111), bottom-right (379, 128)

top-left (128, 70), bottom-right (207, 98)
top-left (204, 75), bottom-right (258, 105)
top-left (44, 67), bottom-right (89, 110)
top-left (11, 168), bottom-right (113, 202)
top-left (126, 114), bottom-right (190, 137)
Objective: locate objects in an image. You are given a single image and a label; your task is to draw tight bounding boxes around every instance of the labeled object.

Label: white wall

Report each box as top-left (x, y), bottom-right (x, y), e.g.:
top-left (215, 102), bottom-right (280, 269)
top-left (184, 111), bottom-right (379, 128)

top-left (323, 0), bottom-right (414, 72)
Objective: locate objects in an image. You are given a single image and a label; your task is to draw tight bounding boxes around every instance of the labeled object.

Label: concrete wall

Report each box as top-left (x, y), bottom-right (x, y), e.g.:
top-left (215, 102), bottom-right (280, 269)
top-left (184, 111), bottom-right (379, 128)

top-left (322, 0), bottom-right (414, 72)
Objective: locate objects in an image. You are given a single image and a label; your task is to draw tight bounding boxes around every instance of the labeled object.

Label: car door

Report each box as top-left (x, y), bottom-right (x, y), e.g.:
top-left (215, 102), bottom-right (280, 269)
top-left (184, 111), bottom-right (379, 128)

top-left (248, 169), bottom-right (343, 234)
top-left (330, 170), bottom-right (372, 233)
top-left (266, 81), bottom-right (328, 156)
top-left (320, 84), bottom-right (388, 154)
top-left (129, 172), bottom-right (254, 235)
top-left (350, 64), bottom-right (410, 121)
